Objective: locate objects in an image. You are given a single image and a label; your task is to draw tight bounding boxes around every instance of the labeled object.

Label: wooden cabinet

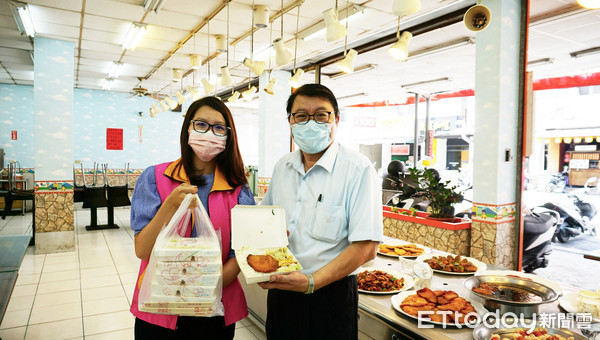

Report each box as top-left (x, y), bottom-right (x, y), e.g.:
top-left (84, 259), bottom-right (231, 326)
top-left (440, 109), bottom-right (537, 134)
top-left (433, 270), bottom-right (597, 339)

top-left (568, 151), bottom-right (600, 186)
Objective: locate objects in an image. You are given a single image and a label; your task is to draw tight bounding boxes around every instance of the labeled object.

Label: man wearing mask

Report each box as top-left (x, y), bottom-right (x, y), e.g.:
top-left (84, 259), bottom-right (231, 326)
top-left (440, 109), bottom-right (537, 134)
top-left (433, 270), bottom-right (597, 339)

top-left (259, 84), bottom-right (383, 339)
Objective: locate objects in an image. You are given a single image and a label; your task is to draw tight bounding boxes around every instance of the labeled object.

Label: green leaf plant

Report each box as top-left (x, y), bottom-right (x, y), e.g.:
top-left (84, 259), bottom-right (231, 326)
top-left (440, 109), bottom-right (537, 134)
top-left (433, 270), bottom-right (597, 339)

top-left (408, 168), bottom-right (463, 218)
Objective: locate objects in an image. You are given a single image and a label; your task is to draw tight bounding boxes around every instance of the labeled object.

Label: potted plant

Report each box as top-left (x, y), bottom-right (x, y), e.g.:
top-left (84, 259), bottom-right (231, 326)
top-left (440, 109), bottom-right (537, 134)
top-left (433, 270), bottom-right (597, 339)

top-left (408, 168), bottom-right (463, 221)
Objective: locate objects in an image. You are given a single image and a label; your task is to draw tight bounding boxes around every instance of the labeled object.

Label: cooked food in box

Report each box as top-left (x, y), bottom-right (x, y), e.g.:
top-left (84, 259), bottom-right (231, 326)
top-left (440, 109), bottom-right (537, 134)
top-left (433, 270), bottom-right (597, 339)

top-left (247, 254), bottom-right (279, 273)
top-left (236, 247), bottom-right (302, 283)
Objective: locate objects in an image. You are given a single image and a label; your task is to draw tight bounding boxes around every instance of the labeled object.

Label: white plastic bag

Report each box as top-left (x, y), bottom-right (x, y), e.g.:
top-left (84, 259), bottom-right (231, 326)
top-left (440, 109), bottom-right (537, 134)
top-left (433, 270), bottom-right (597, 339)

top-left (138, 193), bottom-right (224, 317)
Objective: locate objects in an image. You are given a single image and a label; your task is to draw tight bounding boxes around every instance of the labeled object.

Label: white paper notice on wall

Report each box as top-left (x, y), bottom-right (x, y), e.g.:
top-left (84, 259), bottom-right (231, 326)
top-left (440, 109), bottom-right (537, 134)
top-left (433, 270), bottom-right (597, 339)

top-left (570, 159), bottom-right (590, 169)
top-left (138, 125), bottom-right (143, 144)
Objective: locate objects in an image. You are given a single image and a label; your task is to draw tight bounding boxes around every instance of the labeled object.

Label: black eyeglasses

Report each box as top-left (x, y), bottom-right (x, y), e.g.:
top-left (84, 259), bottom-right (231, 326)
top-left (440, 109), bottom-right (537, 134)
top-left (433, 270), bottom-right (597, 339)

top-left (289, 111), bottom-right (333, 125)
top-left (190, 120), bottom-right (230, 136)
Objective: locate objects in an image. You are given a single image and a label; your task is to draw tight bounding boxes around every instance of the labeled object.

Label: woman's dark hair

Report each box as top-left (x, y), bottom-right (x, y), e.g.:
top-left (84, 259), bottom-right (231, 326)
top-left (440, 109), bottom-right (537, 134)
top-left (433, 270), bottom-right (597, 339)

top-left (177, 96), bottom-right (247, 187)
top-left (286, 83), bottom-right (339, 118)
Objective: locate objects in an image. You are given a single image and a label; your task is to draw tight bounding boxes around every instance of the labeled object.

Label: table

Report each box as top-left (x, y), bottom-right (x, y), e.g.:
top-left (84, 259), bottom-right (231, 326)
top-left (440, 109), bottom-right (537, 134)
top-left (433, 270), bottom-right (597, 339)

top-left (0, 235), bottom-right (31, 325)
top-left (0, 179), bottom-right (28, 215)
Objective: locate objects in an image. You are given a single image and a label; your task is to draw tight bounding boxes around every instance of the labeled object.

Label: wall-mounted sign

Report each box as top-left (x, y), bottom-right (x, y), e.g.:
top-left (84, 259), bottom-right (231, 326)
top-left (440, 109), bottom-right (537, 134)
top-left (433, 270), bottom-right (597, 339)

top-left (11, 130), bottom-right (17, 140)
top-left (106, 128), bottom-right (123, 150)
top-left (570, 159), bottom-right (590, 169)
top-left (427, 130), bottom-right (433, 157)
top-left (391, 145), bottom-right (410, 155)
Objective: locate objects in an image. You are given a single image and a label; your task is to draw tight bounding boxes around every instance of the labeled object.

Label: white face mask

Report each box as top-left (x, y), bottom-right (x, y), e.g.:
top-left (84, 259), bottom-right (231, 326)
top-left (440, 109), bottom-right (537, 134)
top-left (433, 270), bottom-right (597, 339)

top-left (188, 130), bottom-right (227, 162)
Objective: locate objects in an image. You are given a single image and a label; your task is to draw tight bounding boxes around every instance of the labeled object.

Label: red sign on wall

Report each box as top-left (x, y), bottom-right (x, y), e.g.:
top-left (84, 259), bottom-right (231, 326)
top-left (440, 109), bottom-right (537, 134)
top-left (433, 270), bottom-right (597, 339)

top-left (427, 130), bottom-right (434, 157)
top-left (11, 130), bottom-right (17, 140)
top-left (391, 145), bottom-right (410, 155)
top-left (106, 128), bottom-right (123, 150)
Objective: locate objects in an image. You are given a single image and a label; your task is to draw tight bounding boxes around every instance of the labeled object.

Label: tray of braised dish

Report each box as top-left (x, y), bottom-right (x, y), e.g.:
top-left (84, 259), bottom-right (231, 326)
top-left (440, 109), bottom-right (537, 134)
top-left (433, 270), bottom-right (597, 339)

top-left (465, 275), bottom-right (560, 306)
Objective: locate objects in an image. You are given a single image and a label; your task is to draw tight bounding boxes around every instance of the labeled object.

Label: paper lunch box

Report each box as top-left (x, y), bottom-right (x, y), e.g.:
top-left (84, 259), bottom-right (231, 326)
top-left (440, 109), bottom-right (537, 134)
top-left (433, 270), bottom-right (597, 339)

top-left (231, 205), bottom-right (302, 284)
top-left (156, 260), bottom-right (221, 276)
top-left (153, 236), bottom-right (221, 263)
top-left (151, 283), bottom-right (216, 299)
top-left (154, 273), bottom-right (220, 286)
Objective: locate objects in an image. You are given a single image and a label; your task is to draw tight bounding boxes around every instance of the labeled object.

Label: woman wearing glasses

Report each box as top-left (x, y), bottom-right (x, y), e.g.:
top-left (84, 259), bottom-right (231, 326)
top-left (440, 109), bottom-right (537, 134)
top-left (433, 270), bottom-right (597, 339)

top-left (129, 96), bottom-right (253, 339)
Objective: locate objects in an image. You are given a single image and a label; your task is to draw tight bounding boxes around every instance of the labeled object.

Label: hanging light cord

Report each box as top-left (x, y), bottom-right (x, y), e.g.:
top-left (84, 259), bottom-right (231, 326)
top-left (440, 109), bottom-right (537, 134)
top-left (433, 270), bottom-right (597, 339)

top-left (281, 0), bottom-right (284, 40)
top-left (268, 14), bottom-right (273, 80)
top-left (396, 16), bottom-right (401, 39)
top-left (207, 20), bottom-right (210, 81)
top-left (226, 0), bottom-right (229, 67)
top-left (343, 0), bottom-right (349, 55)
top-left (293, 4), bottom-right (300, 72)
top-left (249, 0), bottom-right (254, 89)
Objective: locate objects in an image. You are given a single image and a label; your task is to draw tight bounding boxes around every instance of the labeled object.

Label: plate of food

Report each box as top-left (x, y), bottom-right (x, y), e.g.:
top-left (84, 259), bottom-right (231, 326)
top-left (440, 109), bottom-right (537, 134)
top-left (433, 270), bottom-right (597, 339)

top-left (357, 267), bottom-right (414, 294)
top-left (235, 246), bottom-right (302, 284)
top-left (478, 270), bottom-right (563, 296)
top-left (473, 321), bottom-right (587, 340)
top-left (558, 291), bottom-right (600, 323)
top-left (378, 240), bottom-right (430, 258)
top-left (391, 287), bottom-right (487, 326)
top-left (415, 253), bottom-right (487, 275)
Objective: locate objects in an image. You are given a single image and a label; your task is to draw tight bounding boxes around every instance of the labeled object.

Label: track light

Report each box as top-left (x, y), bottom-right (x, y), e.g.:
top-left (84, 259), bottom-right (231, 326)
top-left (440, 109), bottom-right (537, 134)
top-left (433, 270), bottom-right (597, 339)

top-left (122, 22), bottom-right (148, 51)
top-left (300, 6), bottom-right (365, 41)
top-left (570, 46), bottom-right (600, 59)
top-left (242, 86), bottom-right (257, 101)
top-left (143, 0), bottom-right (167, 13)
top-left (337, 49), bottom-right (358, 73)
top-left (102, 78), bottom-right (114, 90)
top-left (392, 0), bottom-right (421, 17)
top-left (273, 38), bottom-right (293, 66)
top-left (389, 31), bottom-right (412, 61)
top-left (108, 62), bottom-right (124, 78)
top-left (401, 77), bottom-right (451, 89)
top-left (228, 91), bottom-right (241, 103)
top-left (329, 64), bottom-right (377, 80)
top-left (172, 68), bottom-right (183, 82)
top-left (253, 5), bottom-right (269, 28)
top-left (243, 58), bottom-right (266, 76)
top-left (215, 35), bottom-right (227, 52)
top-left (190, 54), bottom-right (201, 69)
top-left (149, 107), bottom-right (157, 117)
top-left (288, 69), bottom-right (304, 88)
top-left (165, 96), bottom-right (178, 109)
top-left (322, 8), bottom-right (347, 42)
top-left (9, 1), bottom-right (35, 37)
top-left (264, 78), bottom-right (277, 95)
top-left (202, 77), bottom-right (215, 94)
top-left (220, 66), bottom-right (233, 86)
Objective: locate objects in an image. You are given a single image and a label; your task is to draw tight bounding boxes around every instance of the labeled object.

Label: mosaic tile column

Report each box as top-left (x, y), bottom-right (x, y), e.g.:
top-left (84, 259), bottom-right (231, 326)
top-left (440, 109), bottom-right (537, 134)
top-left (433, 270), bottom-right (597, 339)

top-left (34, 37), bottom-right (75, 253)
top-left (470, 0), bottom-right (523, 269)
top-left (258, 70), bottom-right (291, 178)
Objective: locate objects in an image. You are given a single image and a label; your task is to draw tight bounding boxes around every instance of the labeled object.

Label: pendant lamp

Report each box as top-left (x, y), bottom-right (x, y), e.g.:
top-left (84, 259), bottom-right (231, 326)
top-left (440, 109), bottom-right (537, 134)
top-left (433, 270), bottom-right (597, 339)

top-left (159, 100), bottom-right (170, 111)
top-left (175, 90), bottom-right (186, 105)
top-left (172, 68), bottom-right (183, 82)
top-left (243, 58), bottom-right (265, 76)
top-left (201, 77), bottom-right (215, 94)
top-left (337, 49), bottom-right (358, 73)
top-left (165, 96), bottom-right (178, 109)
top-left (186, 85), bottom-right (199, 98)
top-left (288, 69), bottom-right (304, 88)
top-left (221, 66), bottom-right (233, 86)
top-left (215, 35), bottom-right (227, 52)
top-left (151, 104), bottom-right (160, 114)
top-left (264, 78), bottom-right (277, 95)
top-left (323, 8), bottom-right (347, 42)
top-left (389, 31), bottom-right (412, 61)
top-left (392, 0), bottom-right (421, 17)
top-left (273, 38), bottom-right (293, 66)
top-left (228, 90), bottom-right (240, 103)
top-left (253, 5), bottom-right (269, 28)
top-left (149, 107), bottom-right (157, 117)
top-left (242, 86), bottom-right (257, 101)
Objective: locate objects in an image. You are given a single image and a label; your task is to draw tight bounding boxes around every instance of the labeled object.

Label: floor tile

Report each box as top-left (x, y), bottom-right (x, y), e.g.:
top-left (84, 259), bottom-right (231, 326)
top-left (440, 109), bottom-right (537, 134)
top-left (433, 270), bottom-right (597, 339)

top-left (117, 272), bottom-right (138, 284)
top-left (246, 325), bottom-right (267, 340)
top-left (83, 311), bottom-right (134, 335)
top-left (15, 273), bottom-right (40, 286)
top-left (29, 302), bottom-right (82, 325)
top-left (84, 327), bottom-right (134, 340)
top-left (233, 327), bottom-right (259, 340)
top-left (33, 290), bottom-right (81, 308)
top-left (39, 269), bottom-right (80, 283)
top-left (82, 296), bottom-right (130, 316)
top-left (81, 274), bottom-right (121, 289)
top-left (25, 318), bottom-right (83, 340)
top-left (81, 285), bottom-right (126, 302)
top-left (41, 261), bottom-right (79, 273)
top-left (36, 279), bottom-right (80, 294)
top-left (10, 284), bottom-right (37, 298)
top-left (0, 309), bottom-right (30, 329)
top-left (44, 253), bottom-right (79, 266)
top-left (80, 266), bottom-right (118, 280)
top-left (0, 326), bottom-right (26, 340)
top-left (6, 294), bottom-right (35, 312)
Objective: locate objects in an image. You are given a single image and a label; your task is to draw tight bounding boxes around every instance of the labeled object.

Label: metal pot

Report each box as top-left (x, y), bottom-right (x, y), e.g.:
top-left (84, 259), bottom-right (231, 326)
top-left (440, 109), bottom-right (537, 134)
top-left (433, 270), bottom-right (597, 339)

top-left (464, 275), bottom-right (560, 318)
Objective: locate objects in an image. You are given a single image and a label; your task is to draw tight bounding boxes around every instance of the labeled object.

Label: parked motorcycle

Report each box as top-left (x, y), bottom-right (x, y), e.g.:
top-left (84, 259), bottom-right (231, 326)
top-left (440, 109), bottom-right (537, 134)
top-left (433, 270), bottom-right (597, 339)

top-left (542, 177), bottom-right (598, 243)
top-left (383, 161), bottom-right (430, 211)
top-left (522, 207), bottom-right (560, 273)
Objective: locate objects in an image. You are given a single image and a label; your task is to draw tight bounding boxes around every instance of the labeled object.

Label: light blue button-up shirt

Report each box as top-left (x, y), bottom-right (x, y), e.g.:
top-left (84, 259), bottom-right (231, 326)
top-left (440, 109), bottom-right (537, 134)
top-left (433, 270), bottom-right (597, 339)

top-left (262, 141), bottom-right (383, 274)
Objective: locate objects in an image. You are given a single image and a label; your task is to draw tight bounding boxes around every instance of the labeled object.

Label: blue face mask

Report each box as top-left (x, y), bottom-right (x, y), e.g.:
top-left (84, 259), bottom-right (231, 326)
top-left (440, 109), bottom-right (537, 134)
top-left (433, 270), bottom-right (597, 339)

top-left (291, 120), bottom-right (332, 154)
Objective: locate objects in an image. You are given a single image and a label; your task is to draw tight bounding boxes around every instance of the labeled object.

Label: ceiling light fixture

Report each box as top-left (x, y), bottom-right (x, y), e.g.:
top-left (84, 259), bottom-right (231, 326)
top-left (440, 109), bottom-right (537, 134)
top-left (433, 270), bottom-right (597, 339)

top-left (301, 5), bottom-right (364, 41)
top-left (159, 100), bottom-right (170, 111)
top-left (409, 37), bottom-right (475, 60)
top-left (273, 39), bottom-right (293, 66)
top-left (323, 6), bottom-right (347, 42)
top-left (190, 54), bottom-right (201, 69)
top-left (337, 92), bottom-right (367, 100)
top-left (242, 86), bottom-right (257, 101)
top-left (254, 5), bottom-right (269, 28)
top-left (165, 96), bottom-right (178, 109)
top-left (175, 91), bottom-right (187, 105)
top-left (577, 0), bottom-right (600, 9)
top-left (388, 14), bottom-right (412, 62)
top-left (338, 49), bottom-right (358, 73)
top-left (570, 46), bottom-right (600, 59)
top-left (9, 1), bottom-right (35, 37)
top-left (243, 58), bottom-right (265, 76)
top-left (264, 78), bottom-right (278, 95)
top-left (527, 57), bottom-right (554, 68)
top-left (202, 78), bottom-right (215, 94)
top-left (143, 0), bottom-right (167, 13)
top-left (228, 91), bottom-right (241, 103)
top-left (172, 68), bottom-right (183, 82)
top-left (122, 22), bottom-right (148, 51)
top-left (221, 1), bottom-right (234, 88)
top-left (289, 4), bottom-right (304, 88)
top-left (392, 0), bottom-right (421, 17)
top-left (215, 35), bottom-right (227, 52)
top-left (402, 77), bottom-right (451, 89)
top-left (102, 78), bottom-right (114, 90)
top-left (329, 63), bottom-right (377, 80)
top-left (108, 62), bottom-right (124, 78)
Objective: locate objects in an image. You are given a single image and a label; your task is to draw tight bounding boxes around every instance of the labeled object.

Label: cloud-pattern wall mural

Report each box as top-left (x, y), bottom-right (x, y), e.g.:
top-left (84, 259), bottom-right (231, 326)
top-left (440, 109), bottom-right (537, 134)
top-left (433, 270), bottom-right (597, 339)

top-left (0, 84), bottom-right (182, 170)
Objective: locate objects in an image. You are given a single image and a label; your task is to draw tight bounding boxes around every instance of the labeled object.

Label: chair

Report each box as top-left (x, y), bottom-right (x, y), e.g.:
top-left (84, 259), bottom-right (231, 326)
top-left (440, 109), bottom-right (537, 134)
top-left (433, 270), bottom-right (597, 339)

top-left (82, 163), bottom-right (112, 231)
top-left (73, 163), bottom-right (85, 203)
top-left (107, 163), bottom-right (131, 208)
top-left (2, 163), bottom-right (34, 220)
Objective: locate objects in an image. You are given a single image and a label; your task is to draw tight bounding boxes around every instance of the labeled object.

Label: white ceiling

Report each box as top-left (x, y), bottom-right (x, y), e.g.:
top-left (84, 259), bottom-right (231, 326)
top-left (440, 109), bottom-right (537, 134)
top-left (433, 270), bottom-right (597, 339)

top-left (1, 0), bottom-right (599, 105)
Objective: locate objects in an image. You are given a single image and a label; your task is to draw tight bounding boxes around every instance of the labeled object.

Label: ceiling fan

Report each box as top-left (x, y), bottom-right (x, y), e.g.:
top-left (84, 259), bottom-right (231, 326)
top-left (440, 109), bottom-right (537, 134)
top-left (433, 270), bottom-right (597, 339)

top-left (127, 77), bottom-right (165, 100)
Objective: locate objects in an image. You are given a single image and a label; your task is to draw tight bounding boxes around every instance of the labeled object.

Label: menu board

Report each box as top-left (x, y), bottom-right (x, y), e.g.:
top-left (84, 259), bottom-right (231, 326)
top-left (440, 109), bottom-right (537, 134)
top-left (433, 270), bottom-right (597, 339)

top-left (106, 128), bottom-right (123, 150)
